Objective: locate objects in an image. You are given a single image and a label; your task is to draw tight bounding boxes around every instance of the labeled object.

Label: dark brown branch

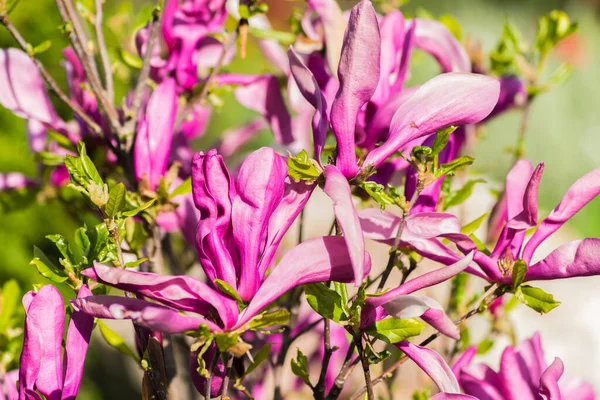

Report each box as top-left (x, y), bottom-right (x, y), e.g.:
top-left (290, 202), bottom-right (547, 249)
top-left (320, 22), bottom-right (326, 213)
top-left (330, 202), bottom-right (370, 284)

top-left (94, 0), bottom-right (114, 101)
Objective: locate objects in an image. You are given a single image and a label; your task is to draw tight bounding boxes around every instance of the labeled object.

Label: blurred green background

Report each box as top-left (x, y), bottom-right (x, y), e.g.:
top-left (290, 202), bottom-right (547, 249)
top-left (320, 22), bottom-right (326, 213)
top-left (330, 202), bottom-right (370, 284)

top-left (0, 0), bottom-right (598, 397)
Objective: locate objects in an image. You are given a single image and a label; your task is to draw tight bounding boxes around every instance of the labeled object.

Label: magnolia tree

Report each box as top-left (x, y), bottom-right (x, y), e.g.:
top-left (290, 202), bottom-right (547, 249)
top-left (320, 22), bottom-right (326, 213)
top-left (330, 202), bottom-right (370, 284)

top-left (0, 0), bottom-right (595, 399)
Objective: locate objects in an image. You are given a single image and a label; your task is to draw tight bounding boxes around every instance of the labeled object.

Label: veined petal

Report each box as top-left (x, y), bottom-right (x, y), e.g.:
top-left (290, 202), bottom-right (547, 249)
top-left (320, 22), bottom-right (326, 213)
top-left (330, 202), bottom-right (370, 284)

top-left (523, 168), bottom-right (600, 264)
top-left (498, 346), bottom-right (537, 400)
top-left (134, 78), bottom-right (178, 190)
top-left (539, 358), bottom-right (564, 400)
top-left (307, 0), bottom-right (346, 74)
top-left (330, 0), bottom-right (381, 178)
top-left (396, 341), bottom-right (460, 393)
top-left (412, 18), bottom-right (471, 73)
top-left (323, 165), bottom-right (365, 286)
top-left (236, 236), bottom-right (371, 328)
top-left (525, 238), bottom-right (600, 281)
top-left (19, 285), bottom-right (64, 400)
top-left (288, 48), bottom-right (329, 163)
top-left (452, 346), bottom-right (477, 382)
top-left (460, 364), bottom-right (504, 400)
top-left (363, 73), bottom-right (500, 171)
top-left (514, 332), bottom-right (547, 390)
top-left (82, 263), bottom-right (239, 329)
top-left (506, 162), bottom-right (544, 231)
top-left (71, 296), bottom-right (222, 334)
top-left (61, 285), bottom-right (94, 400)
top-left (232, 147), bottom-right (288, 301)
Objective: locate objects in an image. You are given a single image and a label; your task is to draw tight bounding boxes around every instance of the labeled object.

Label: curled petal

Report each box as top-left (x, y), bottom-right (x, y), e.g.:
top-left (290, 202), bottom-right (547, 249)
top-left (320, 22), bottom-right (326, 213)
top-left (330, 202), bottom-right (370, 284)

top-left (82, 263), bottom-right (239, 329)
top-left (539, 358), bottom-right (564, 400)
top-left (498, 346), bottom-right (537, 400)
top-left (523, 168), bottom-right (600, 263)
top-left (396, 341), bottom-right (460, 393)
top-left (71, 295), bottom-right (222, 334)
top-left (330, 0), bottom-right (381, 177)
top-left (412, 18), bottom-right (471, 73)
top-left (324, 165), bottom-right (365, 285)
top-left (363, 73), bottom-right (500, 171)
top-left (236, 236), bottom-right (371, 328)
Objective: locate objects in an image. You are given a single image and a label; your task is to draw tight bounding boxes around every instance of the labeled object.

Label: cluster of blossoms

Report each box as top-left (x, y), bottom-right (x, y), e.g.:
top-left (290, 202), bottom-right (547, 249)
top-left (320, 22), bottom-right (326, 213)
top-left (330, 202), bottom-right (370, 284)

top-left (0, 0), bottom-right (595, 399)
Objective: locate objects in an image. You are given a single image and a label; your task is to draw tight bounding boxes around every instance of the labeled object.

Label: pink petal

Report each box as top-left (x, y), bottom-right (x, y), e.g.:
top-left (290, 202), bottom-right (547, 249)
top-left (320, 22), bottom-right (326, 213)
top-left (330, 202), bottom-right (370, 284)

top-left (460, 364), bottom-right (504, 400)
top-left (396, 341), bottom-right (460, 393)
top-left (363, 73), bottom-right (500, 171)
top-left (498, 346), bottom-right (537, 400)
top-left (523, 168), bottom-right (600, 264)
top-left (452, 346), bottom-right (477, 381)
top-left (525, 238), bottom-right (600, 281)
top-left (431, 394), bottom-right (479, 400)
top-left (236, 236), bottom-right (371, 328)
top-left (330, 0), bottom-right (381, 178)
top-left (412, 18), bottom-right (471, 73)
top-left (19, 285), bottom-right (64, 400)
top-left (323, 165), bottom-right (365, 286)
top-left (61, 285), bottom-right (94, 400)
top-left (232, 147), bottom-right (288, 301)
top-left (307, 0), bottom-right (346, 74)
top-left (539, 358), bottom-right (564, 400)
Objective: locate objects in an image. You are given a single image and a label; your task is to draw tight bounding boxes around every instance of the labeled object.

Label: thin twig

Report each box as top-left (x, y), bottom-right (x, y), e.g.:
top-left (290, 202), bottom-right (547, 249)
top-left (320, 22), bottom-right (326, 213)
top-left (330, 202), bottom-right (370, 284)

top-left (220, 354), bottom-right (234, 400)
top-left (326, 343), bottom-right (358, 399)
top-left (206, 351), bottom-right (221, 400)
top-left (0, 13), bottom-right (103, 135)
top-left (354, 335), bottom-right (374, 400)
top-left (94, 0), bottom-right (113, 101)
top-left (514, 101), bottom-right (532, 162)
top-left (314, 318), bottom-right (333, 399)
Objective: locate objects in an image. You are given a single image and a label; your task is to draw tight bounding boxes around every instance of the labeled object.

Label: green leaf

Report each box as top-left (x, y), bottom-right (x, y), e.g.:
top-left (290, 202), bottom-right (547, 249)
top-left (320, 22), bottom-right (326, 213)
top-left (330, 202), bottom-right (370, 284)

top-left (365, 318), bottom-right (424, 344)
top-left (460, 212), bottom-right (490, 236)
top-left (98, 320), bottom-right (140, 362)
top-left (348, 284), bottom-right (367, 329)
top-left (214, 279), bottom-right (245, 307)
top-left (47, 130), bottom-right (76, 151)
top-left (124, 258), bottom-right (148, 269)
top-left (477, 338), bottom-right (494, 355)
top-left (305, 283), bottom-right (347, 322)
top-left (444, 179), bottom-right (486, 210)
top-left (432, 126), bottom-right (457, 156)
top-left (238, 4), bottom-right (250, 19)
top-left (435, 156), bottom-right (474, 178)
top-left (248, 26), bottom-right (296, 46)
top-left (125, 219), bottom-right (149, 253)
top-left (120, 50), bottom-right (143, 69)
top-left (77, 142), bottom-right (103, 185)
top-left (511, 259), bottom-right (528, 290)
top-left (242, 343), bottom-right (272, 378)
top-left (30, 246), bottom-right (68, 283)
top-left (249, 309), bottom-right (290, 330)
top-left (515, 285), bottom-right (561, 314)
top-left (360, 181), bottom-right (396, 210)
top-left (439, 15), bottom-right (462, 40)
top-left (291, 349), bottom-right (311, 386)
top-left (287, 150), bottom-right (322, 182)
top-left (215, 332), bottom-right (240, 352)
top-left (123, 199), bottom-right (156, 217)
top-left (458, 326), bottom-right (471, 351)
top-left (65, 154), bottom-right (87, 187)
top-left (74, 226), bottom-right (91, 261)
top-left (32, 40), bottom-right (52, 54)
top-left (169, 177), bottom-right (192, 199)
top-left (105, 183), bottom-right (127, 217)
top-left (536, 10), bottom-right (578, 58)
top-left (0, 280), bottom-right (21, 332)
top-left (46, 234), bottom-right (75, 263)
top-left (333, 282), bottom-right (348, 311)
top-left (449, 272), bottom-right (470, 312)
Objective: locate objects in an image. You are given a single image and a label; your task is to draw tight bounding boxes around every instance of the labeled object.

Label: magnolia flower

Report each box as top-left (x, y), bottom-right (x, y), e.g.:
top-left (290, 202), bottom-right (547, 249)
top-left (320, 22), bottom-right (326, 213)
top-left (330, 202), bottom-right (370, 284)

top-left (133, 78), bottom-right (178, 191)
top-left (455, 333), bottom-right (595, 400)
top-left (0, 370), bottom-right (18, 400)
top-left (19, 285), bottom-right (94, 400)
top-left (361, 161), bottom-right (600, 284)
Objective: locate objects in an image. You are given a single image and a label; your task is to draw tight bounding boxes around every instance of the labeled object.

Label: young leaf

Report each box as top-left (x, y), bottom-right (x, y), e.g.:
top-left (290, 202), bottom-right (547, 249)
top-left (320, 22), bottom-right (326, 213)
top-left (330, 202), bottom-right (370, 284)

top-left (515, 285), bottom-right (561, 314)
top-left (360, 181), bottom-right (396, 210)
top-left (169, 177), bottom-right (192, 199)
top-left (432, 126), bottom-right (458, 156)
top-left (214, 279), bottom-right (245, 308)
top-left (46, 234), bottom-right (75, 263)
top-left (77, 142), bottom-right (103, 185)
top-left (248, 27), bottom-right (296, 46)
top-left (123, 199), bottom-right (156, 217)
top-left (365, 318), bottom-right (424, 344)
top-left (105, 183), bottom-right (127, 217)
top-left (242, 343), bottom-right (272, 378)
top-left (249, 309), bottom-right (290, 330)
top-left (477, 338), bottom-right (495, 355)
top-left (435, 156), bottom-right (475, 178)
top-left (443, 179), bottom-right (486, 210)
top-left (291, 349), bottom-right (311, 386)
top-left (0, 280), bottom-right (21, 332)
top-left (460, 212), bottom-right (490, 236)
top-left (305, 283), bottom-right (347, 322)
top-left (30, 246), bottom-right (68, 283)
top-left (98, 320), bottom-right (140, 362)
top-left (287, 150), bottom-right (322, 182)
top-left (215, 332), bottom-right (240, 353)
top-left (511, 260), bottom-right (528, 290)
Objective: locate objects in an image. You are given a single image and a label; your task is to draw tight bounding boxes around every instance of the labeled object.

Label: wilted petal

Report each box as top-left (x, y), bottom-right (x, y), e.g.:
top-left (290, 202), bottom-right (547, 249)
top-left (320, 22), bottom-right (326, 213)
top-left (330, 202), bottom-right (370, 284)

top-left (258, 178), bottom-right (315, 278)
top-left (396, 341), bottom-right (460, 393)
top-left (19, 285), bottom-right (64, 400)
top-left (288, 48), bottom-right (329, 163)
top-left (525, 238), bottom-right (600, 281)
top-left (498, 346), bottom-right (537, 400)
top-left (0, 49), bottom-right (61, 126)
top-left (539, 358), bottom-right (564, 400)
top-left (134, 78), bottom-right (178, 190)
top-left (236, 236), bottom-right (371, 328)
top-left (323, 165), bottom-right (365, 285)
top-left (363, 73), bottom-right (500, 171)
top-left (61, 285), bottom-right (94, 400)
top-left (523, 168), bottom-right (600, 263)
top-left (330, 0), bottom-right (381, 178)
top-left (72, 295), bottom-right (222, 334)
top-left (232, 147), bottom-right (288, 301)
top-left (412, 18), bottom-right (471, 73)
top-left (82, 263), bottom-right (239, 329)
